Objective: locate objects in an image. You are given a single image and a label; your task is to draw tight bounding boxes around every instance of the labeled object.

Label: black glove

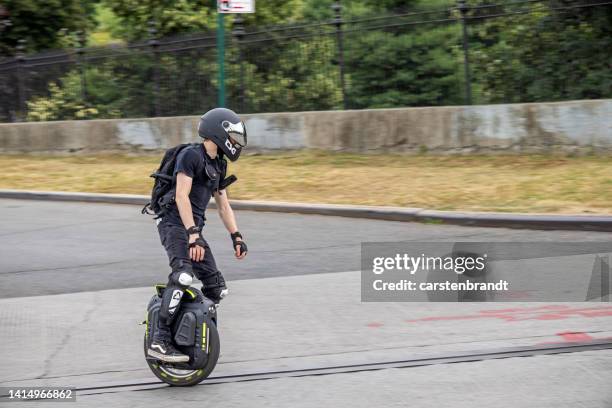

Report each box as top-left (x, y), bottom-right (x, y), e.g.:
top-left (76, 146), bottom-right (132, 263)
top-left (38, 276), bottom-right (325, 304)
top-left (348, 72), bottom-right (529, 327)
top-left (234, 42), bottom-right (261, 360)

top-left (189, 237), bottom-right (209, 249)
top-left (231, 231), bottom-right (248, 255)
top-left (186, 225), bottom-right (202, 235)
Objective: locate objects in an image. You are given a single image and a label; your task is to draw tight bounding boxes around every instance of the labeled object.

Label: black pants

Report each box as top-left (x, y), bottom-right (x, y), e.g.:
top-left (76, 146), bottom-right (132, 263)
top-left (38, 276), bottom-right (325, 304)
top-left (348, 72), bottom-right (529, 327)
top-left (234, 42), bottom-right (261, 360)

top-left (155, 216), bottom-right (226, 341)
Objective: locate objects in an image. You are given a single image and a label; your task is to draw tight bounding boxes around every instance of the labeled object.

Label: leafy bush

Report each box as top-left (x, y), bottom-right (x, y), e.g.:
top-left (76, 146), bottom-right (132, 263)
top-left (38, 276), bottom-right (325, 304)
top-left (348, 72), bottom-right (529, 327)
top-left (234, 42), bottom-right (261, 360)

top-left (27, 68), bottom-right (123, 121)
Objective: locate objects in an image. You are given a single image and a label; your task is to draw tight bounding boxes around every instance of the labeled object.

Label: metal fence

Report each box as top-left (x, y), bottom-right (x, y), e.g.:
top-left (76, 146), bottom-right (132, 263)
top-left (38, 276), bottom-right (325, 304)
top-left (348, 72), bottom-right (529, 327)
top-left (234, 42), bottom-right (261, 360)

top-left (0, 0), bottom-right (610, 122)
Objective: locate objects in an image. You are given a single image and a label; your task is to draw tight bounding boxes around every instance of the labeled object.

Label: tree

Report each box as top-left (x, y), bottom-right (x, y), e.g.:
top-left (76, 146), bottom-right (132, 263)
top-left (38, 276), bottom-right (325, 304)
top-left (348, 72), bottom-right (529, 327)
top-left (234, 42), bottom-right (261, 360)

top-left (345, 25), bottom-right (464, 108)
top-left (0, 0), bottom-right (96, 56)
top-left (9, 0), bottom-right (612, 123)
top-left (102, 0), bottom-right (308, 41)
top-left (472, 3), bottom-right (612, 102)
top-left (226, 36), bottom-right (342, 112)
top-left (102, 0), bottom-right (216, 41)
top-left (26, 67), bottom-right (125, 121)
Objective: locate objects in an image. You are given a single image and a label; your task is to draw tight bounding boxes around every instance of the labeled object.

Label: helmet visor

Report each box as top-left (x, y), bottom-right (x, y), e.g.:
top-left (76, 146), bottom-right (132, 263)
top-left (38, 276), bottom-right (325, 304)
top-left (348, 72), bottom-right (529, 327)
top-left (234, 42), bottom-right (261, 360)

top-left (222, 120), bottom-right (247, 147)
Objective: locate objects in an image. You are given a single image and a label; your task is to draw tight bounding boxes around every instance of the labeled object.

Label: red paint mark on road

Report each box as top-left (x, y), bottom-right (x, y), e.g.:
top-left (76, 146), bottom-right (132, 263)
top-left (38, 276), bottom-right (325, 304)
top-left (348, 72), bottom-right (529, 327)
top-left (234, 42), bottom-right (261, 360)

top-left (536, 331), bottom-right (596, 345)
top-left (534, 314), bottom-right (567, 320)
top-left (556, 332), bottom-right (594, 342)
top-left (405, 305), bottom-right (612, 324)
top-left (478, 305), bottom-right (566, 314)
top-left (367, 322), bottom-right (384, 328)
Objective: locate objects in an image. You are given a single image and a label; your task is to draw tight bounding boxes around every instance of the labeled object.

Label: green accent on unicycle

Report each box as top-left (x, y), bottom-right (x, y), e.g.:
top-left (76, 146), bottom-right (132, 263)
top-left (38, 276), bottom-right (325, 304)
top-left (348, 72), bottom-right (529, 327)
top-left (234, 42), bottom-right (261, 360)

top-left (202, 322), bottom-right (207, 350)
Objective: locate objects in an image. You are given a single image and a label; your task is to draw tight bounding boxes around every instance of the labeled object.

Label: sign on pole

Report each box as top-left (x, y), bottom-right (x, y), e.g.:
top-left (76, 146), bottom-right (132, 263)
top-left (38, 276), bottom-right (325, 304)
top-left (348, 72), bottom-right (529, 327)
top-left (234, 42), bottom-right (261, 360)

top-left (217, 0), bottom-right (255, 13)
top-left (216, 0), bottom-right (253, 107)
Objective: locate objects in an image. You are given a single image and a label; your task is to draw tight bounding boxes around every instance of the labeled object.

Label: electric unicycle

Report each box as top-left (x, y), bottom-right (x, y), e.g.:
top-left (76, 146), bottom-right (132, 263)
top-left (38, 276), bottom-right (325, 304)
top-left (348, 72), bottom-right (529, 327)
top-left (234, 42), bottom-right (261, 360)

top-left (144, 285), bottom-right (220, 386)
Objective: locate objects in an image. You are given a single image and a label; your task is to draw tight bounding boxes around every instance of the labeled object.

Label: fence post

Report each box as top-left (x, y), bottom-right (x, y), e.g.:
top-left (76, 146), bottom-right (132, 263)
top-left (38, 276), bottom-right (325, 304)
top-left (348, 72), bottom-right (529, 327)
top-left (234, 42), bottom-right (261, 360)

top-left (76, 30), bottom-right (87, 104)
top-left (217, 11), bottom-right (226, 107)
top-left (0, 15), bottom-right (12, 55)
top-left (148, 20), bottom-right (161, 117)
top-left (458, 0), bottom-right (473, 105)
top-left (232, 16), bottom-right (245, 112)
top-left (332, 0), bottom-right (347, 110)
top-left (15, 38), bottom-right (26, 121)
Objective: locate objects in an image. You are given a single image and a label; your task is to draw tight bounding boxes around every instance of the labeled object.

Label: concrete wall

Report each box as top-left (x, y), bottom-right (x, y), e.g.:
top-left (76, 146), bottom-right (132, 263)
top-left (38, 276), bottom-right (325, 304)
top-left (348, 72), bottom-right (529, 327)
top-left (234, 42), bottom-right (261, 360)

top-left (0, 99), bottom-right (610, 154)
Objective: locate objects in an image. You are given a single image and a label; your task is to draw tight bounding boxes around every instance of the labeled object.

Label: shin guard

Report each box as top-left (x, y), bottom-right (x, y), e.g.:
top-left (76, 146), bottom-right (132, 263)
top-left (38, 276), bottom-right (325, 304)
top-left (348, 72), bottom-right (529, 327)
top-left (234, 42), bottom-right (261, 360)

top-left (159, 270), bottom-right (193, 326)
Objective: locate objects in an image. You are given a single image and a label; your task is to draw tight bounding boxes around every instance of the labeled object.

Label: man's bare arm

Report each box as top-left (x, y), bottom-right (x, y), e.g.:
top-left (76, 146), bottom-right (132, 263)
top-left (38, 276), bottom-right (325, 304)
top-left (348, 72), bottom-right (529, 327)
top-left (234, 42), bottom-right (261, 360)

top-left (175, 172), bottom-right (204, 261)
top-left (175, 173), bottom-right (196, 229)
top-left (214, 189), bottom-right (246, 259)
top-left (213, 189), bottom-right (238, 233)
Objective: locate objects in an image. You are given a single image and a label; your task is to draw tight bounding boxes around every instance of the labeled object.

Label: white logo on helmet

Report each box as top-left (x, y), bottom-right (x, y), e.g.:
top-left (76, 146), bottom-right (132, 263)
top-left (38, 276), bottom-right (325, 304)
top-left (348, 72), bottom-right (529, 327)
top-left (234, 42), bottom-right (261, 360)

top-left (225, 138), bottom-right (237, 155)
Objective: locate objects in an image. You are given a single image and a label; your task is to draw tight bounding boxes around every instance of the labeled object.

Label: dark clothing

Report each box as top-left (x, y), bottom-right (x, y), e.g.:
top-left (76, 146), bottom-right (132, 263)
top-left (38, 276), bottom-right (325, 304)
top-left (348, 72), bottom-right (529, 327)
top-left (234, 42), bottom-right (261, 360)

top-left (164, 144), bottom-right (225, 224)
top-left (157, 216), bottom-right (224, 290)
top-left (155, 216), bottom-right (227, 341)
top-left (154, 144), bottom-right (228, 342)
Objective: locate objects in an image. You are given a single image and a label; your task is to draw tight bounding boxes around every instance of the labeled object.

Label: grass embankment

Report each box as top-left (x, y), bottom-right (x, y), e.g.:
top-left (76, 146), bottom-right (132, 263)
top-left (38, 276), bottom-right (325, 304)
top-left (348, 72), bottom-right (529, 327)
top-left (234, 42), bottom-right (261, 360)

top-left (1, 152), bottom-right (611, 214)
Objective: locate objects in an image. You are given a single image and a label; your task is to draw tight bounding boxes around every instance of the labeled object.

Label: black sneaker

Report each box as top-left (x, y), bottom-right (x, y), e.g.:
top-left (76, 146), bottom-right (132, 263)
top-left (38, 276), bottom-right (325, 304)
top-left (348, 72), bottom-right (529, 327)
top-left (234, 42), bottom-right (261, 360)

top-left (147, 339), bottom-right (189, 363)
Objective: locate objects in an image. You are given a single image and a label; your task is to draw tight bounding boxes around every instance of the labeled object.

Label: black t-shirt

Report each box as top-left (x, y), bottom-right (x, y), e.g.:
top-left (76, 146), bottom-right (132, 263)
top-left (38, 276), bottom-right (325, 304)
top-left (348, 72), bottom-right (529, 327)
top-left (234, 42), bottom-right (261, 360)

top-left (166, 144), bottom-right (225, 224)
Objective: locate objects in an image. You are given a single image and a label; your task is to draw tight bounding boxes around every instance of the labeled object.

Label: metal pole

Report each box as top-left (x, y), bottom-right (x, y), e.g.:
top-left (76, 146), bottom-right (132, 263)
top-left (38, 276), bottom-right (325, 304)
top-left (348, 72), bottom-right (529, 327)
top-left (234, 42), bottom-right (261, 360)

top-left (458, 0), bottom-right (472, 105)
top-left (15, 38), bottom-right (26, 121)
top-left (148, 20), bottom-right (161, 117)
top-left (332, 0), bottom-right (347, 110)
top-left (216, 6), bottom-right (225, 107)
top-left (232, 16), bottom-right (245, 112)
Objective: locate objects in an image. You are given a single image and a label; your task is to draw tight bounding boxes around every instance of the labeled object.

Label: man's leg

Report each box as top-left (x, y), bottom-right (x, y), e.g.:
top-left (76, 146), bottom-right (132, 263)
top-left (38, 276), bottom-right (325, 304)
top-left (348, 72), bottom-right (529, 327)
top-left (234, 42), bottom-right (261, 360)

top-left (149, 221), bottom-right (193, 363)
top-left (158, 259), bottom-right (194, 328)
top-left (193, 246), bottom-right (228, 304)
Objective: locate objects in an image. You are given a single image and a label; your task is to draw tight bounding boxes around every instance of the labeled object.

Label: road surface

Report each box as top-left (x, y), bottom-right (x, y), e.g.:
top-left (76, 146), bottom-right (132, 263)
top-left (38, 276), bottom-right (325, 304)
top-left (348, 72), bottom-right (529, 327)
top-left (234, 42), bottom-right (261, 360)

top-left (1, 199), bottom-right (611, 407)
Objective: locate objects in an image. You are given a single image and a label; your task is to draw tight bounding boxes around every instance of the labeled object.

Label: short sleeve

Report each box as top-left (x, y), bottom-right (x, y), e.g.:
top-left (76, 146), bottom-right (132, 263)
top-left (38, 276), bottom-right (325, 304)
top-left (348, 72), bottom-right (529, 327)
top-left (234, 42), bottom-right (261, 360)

top-left (174, 148), bottom-right (200, 178)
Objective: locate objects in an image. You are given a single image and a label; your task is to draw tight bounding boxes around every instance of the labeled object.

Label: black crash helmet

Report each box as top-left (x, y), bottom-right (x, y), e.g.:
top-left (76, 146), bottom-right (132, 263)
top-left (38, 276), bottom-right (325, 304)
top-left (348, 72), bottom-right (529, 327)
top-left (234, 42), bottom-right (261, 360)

top-left (197, 108), bottom-right (247, 161)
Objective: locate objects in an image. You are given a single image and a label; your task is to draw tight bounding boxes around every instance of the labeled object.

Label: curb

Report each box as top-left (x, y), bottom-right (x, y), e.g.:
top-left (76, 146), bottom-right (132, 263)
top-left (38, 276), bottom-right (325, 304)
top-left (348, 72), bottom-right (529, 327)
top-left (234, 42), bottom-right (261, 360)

top-left (1, 189), bottom-right (612, 232)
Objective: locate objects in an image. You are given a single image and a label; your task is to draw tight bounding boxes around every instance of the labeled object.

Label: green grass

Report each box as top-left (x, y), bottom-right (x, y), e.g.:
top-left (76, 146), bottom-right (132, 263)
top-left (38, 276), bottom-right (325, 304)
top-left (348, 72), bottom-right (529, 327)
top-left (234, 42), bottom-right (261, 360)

top-left (1, 151), bottom-right (611, 214)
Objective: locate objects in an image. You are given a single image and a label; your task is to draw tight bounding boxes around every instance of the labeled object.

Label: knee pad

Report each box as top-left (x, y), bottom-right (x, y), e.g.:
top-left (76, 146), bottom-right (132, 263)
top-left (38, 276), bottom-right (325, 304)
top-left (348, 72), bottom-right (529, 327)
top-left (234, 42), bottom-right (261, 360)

top-left (178, 272), bottom-right (193, 287)
top-left (170, 270), bottom-right (194, 290)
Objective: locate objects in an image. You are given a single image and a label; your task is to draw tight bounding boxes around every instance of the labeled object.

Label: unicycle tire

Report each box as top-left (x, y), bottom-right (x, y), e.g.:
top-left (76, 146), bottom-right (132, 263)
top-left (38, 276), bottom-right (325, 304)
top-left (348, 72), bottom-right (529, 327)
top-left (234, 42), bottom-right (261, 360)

top-left (144, 321), bottom-right (220, 387)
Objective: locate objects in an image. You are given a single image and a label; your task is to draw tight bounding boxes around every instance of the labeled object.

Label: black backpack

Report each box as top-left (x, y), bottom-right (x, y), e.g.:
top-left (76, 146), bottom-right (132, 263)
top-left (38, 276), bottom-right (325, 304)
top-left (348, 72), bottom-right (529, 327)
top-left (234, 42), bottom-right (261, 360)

top-left (141, 143), bottom-right (199, 218)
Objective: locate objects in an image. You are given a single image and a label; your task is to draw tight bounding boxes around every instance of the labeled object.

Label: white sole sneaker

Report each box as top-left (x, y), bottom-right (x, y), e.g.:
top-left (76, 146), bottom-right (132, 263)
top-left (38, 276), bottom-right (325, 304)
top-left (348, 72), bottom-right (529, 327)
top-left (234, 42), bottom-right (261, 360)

top-left (147, 348), bottom-right (189, 363)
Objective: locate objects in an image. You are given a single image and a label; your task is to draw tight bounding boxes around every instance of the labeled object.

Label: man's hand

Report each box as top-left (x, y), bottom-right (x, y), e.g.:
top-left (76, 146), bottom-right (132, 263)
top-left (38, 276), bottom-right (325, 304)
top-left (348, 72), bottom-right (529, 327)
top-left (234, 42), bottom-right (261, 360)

top-left (234, 237), bottom-right (247, 259)
top-left (231, 232), bottom-right (247, 259)
top-left (189, 233), bottom-right (206, 262)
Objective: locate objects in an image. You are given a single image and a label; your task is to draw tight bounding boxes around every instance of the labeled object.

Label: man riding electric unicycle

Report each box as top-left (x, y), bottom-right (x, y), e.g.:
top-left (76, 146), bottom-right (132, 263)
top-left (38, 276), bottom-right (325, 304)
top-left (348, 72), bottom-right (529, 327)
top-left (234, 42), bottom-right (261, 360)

top-left (142, 108), bottom-right (248, 386)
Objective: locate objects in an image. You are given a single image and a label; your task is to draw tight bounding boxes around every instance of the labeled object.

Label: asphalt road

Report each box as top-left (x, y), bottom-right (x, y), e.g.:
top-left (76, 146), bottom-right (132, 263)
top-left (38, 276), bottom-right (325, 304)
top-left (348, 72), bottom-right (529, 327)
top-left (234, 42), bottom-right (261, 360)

top-left (1, 198), bottom-right (611, 298)
top-left (1, 199), bottom-right (612, 407)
